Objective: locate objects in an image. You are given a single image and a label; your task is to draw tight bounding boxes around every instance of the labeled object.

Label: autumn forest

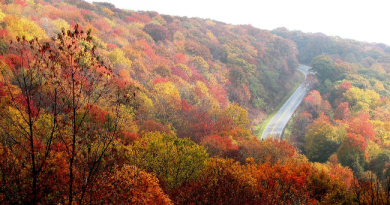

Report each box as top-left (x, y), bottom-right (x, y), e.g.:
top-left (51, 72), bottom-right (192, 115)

top-left (1, 0), bottom-right (390, 204)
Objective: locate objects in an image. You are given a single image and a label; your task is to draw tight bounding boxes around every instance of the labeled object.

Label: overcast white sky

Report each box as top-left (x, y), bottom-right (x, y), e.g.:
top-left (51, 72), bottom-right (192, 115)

top-left (85, 0), bottom-right (390, 46)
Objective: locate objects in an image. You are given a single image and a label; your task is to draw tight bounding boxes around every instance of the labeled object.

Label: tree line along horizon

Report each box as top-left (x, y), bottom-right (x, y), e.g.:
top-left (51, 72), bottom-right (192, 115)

top-left (0, 0), bottom-right (390, 204)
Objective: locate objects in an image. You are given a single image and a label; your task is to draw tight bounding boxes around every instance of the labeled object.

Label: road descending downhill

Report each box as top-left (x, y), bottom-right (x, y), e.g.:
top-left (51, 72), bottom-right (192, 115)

top-left (261, 65), bottom-right (310, 140)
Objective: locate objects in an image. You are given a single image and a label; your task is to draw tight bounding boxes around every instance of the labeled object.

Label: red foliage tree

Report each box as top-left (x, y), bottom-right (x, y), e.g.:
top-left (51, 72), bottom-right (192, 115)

top-left (174, 53), bottom-right (186, 64)
top-left (113, 28), bottom-right (124, 36)
top-left (106, 43), bottom-right (119, 50)
top-left (15, 0), bottom-right (28, 7)
top-left (213, 116), bottom-right (235, 137)
top-left (240, 138), bottom-right (295, 165)
top-left (189, 68), bottom-right (208, 84)
top-left (125, 13), bottom-right (151, 23)
top-left (181, 99), bottom-right (191, 111)
top-left (171, 66), bottom-right (189, 80)
top-left (0, 28), bottom-right (8, 39)
top-left (334, 102), bottom-right (351, 121)
top-left (200, 135), bottom-right (239, 159)
top-left (138, 119), bottom-right (173, 135)
top-left (347, 113), bottom-right (376, 141)
top-left (303, 90), bottom-right (322, 118)
top-left (337, 81), bottom-right (352, 96)
top-left (186, 107), bottom-right (214, 143)
top-left (153, 77), bottom-right (168, 85)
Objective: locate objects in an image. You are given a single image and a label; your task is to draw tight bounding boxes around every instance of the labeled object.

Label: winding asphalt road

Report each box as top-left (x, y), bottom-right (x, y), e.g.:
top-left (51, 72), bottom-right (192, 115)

top-left (261, 65), bottom-right (310, 140)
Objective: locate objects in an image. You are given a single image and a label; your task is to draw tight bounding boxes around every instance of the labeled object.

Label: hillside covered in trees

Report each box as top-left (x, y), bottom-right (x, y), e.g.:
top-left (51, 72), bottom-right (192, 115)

top-left (0, 0), bottom-right (390, 204)
top-left (274, 27), bottom-right (390, 188)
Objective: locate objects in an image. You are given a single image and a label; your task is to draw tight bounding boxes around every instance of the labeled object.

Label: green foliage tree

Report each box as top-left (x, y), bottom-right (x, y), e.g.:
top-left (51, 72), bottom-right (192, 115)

top-left (253, 97), bottom-right (266, 109)
top-left (310, 55), bottom-right (336, 84)
top-left (305, 113), bottom-right (340, 162)
top-left (126, 132), bottom-right (209, 189)
top-left (337, 133), bottom-right (368, 178)
top-left (369, 150), bottom-right (390, 180)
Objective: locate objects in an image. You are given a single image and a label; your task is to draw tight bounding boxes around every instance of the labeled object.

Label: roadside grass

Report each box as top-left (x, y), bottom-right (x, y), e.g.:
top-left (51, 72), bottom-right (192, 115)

top-left (256, 69), bottom-right (305, 139)
top-left (282, 115), bottom-right (294, 140)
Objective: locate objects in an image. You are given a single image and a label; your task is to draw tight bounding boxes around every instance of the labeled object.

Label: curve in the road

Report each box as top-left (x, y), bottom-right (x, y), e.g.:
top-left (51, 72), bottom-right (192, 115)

top-left (261, 65), bottom-right (310, 140)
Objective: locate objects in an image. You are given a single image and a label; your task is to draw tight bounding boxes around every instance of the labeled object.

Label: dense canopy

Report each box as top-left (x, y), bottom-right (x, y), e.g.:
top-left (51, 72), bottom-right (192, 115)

top-left (0, 0), bottom-right (390, 204)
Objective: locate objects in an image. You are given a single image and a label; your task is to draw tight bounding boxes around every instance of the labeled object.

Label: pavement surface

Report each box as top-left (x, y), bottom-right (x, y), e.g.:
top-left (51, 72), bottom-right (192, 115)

top-left (261, 65), bottom-right (310, 140)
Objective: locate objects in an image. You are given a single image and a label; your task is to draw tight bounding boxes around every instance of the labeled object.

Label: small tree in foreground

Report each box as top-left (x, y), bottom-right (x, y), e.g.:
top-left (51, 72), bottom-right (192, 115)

top-left (0, 25), bottom-right (127, 204)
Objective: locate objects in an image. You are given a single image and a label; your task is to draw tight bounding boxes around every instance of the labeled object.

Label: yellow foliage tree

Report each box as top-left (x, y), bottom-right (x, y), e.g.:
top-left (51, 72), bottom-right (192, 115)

top-left (151, 15), bottom-right (166, 25)
top-left (343, 87), bottom-right (380, 114)
top-left (205, 20), bottom-right (216, 26)
top-left (366, 140), bottom-right (382, 161)
top-left (372, 120), bottom-right (390, 144)
top-left (153, 81), bottom-right (181, 123)
top-left (224, 103), bottom-right (250, 129)
top-left (101, 8), bottom-right (114, 17)
top-left (176, 63), bottom-right (192, 76)
top-left (53, 19), bottom-right (70, 32)
top-left (4, 16), bottom-right (47, 40)
top-left (0, 11), bottom-right (6, 22)
top-left (5, 4), bottom-right (23, 17)
top-left (107, 48), bottom-right (132, 68)
top-left (104, 17), bottom-right (116, 27)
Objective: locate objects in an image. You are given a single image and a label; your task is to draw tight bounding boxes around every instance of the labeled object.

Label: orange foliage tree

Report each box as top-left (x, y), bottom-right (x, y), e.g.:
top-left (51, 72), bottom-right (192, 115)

top-left (92, 165), bottom-right (172, 204)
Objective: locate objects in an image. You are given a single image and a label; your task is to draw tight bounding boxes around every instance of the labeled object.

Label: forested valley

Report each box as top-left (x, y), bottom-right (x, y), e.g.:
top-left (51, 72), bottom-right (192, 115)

top-left (0, 0), bottom-right (390, 204)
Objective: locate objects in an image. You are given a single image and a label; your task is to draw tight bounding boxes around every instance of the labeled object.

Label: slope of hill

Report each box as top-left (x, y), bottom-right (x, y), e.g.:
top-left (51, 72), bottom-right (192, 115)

top-left (0, 0), bottom-right (389, 204)
top-left (275, 28), bottom-right (390, 182)
top-left (4, 0), bottom-right (306, 128)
